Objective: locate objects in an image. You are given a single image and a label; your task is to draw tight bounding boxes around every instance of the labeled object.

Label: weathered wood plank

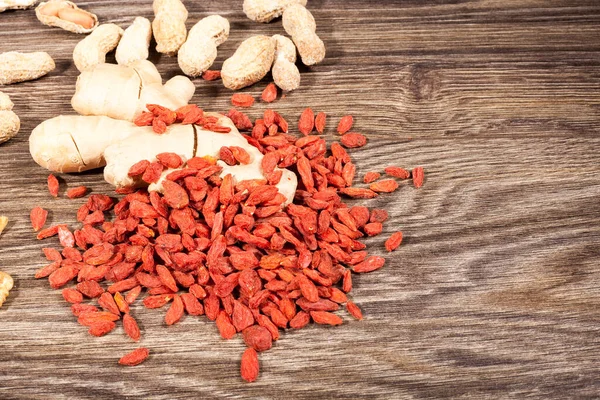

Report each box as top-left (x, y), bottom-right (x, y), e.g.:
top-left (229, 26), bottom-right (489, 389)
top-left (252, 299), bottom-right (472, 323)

top-left (1, 1), bottom-right (600, 399)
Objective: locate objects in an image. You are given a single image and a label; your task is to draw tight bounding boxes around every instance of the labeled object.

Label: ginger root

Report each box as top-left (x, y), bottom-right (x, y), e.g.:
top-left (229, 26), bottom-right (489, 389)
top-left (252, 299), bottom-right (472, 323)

top-left (0, 270), bottom-right (13, 308)
top-left (222, 35), bottom-right (276, 90)
top-left (271, 34), bottom-right (300, 91)
top-left (103, 113), bottom-right (297, 204)
top-left (0, 0), bottom-right (37, 13)
top-left (178, 15), bottom-right (229, 78)
top-left (73, 23), bottom-right (124, 72)
top-left (30, 115), bottom-right (137, 173)
top-left (0, 91), bottom-right (20, 144)
top-left (116, 17), bottom-right (152, 66)
top-left (36, 0), bottom-right (98, 34)
top-left (243, 0), bottom-right (306, 23)
top-left (152, 0), bottom-right (188, 56)
top-left (0, 51), bottom-right (55, 85)
top-left (71, 60), bottom-right (195, 122)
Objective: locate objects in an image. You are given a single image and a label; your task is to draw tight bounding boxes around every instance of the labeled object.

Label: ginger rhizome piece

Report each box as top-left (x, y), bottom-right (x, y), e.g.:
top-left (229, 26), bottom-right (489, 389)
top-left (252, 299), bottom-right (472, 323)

top-left (71, 60), bottom-right (195, 122)
top-left (0, 91), bottom-right (19, 143)
top-left (116, 17), bottom-right (152, 66)
top-left (36, 0), bottom-right (98, 33)
top-left (0, 51), bottom-right (55, 85)
top-left (178, 15), bottom-right (229, 77)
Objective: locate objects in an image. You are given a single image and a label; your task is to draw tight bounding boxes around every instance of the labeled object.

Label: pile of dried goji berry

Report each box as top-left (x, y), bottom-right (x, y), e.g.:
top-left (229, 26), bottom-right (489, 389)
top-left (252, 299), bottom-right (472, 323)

top-left (32, 94), bottom-right (424, 381)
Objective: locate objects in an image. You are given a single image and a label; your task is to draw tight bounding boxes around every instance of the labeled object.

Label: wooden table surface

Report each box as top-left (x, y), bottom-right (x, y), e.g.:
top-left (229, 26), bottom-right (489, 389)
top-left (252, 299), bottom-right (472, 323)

top-left (1, 1), bottom-right (600, 398)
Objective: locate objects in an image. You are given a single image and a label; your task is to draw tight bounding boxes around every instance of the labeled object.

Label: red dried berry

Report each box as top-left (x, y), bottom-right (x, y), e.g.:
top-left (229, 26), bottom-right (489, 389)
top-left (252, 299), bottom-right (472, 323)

top-left (385, 231), bottom-right (403, 252)
top-left (202, 70), bottom-right (221, 81)
top-left (337, 115), bottom-right (354, 134)
top-left (240, 348), bottom-right (259, 382)
top-left (315, 112), bottom-right (326, 134)
top-left (30, 206), bottom-right (48, 232)
top-left (412, 166), bottom-right (424, 188)
top-left (261, 83), bottom-right (278, 103)
top-left (47, 174), bottom-right (59, 197)
top-left (119, 348), bottom-right (149, 366)
top-left (298, 108), bottom-right (315, 135)
top-left (231, 93), bottom-right (255, 108)
top-left (340, 132), bottom-right (367, 148)
top-left (384, 166), bottom-right (410, 179)
top-left (66, 186), bottom-right (88, 199)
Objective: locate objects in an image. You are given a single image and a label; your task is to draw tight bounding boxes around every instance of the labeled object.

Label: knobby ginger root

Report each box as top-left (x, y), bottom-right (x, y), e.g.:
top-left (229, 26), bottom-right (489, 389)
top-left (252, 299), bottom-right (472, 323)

top-left (243, 0), bottom-right (306, 23)
top-left (30, 115), bottom-right (137, 173)
top-left (222, 35), bottom-right (276, 90)
top-left (271, 34), bottom-right (300, 91)
top-left (178, 15), bottom-right (229, 77)
top-left (73, 23), bottom-right (124, 72)
top-left (153, 0), bottom-right (188, 56)
top-left (0, 270), bottom-right (13, 308)
top-left (103, 114), bottom-right (297, 204)
top-left (0, 51), bottom-right (55, 85)
top-left (0, 91), bottom-right (19, 143)
top-left (116, 17), bottom-right (152, 66)
top-left (0, 0), bottom-right (36, 12)
top-left (71, 60), bottom-right (195, 121)
top-left (30, 113), bottom-right (297, 203)
top-left (282, 4), bottom-right (325, 66)
top-left (36, 0), bottom-right (98, 34)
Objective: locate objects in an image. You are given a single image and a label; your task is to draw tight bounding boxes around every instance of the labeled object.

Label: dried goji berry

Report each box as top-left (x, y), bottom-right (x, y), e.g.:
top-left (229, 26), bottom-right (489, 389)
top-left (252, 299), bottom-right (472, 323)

top-left (47, 174), bottom-right (59, 197)
top-left (298, 107), bottom-right (315, 135)
top-left (231, 93), bottom-right (255, 108)
top-left (369, 179), bottom-right (399, 193)
top-left (340, 132), bottom-right (367, 148)
top-left (363, 172), bottom-right (380, 184)
top-left (412, 166), bottom-right (424, 188)
top-left (123, 313), bottom-right (141, 341)
top-left (261, 83), bottom-right (277, 103)
top-left (119, 348), bottom-right (149, 366)
top-left (385, 231), bottom-right (403, 252)
top-left (346, 301), bottom-right (363, 320)
top-left (62, 288), bottom-right (83, 304)
top-left (315, 112), bottom-right (326, 134)
top-left (66, 186), bottom-right (88, 199)
top-left (385, 166), bottom-right (410, 179)
top-left (165, 294), bottom-right (184, 325)
top-left (337, 115), bottom-right (353, 134)
top-left (310, 311), bottom-right (343, 326)
top-left (240, 348), bottom-right (259, 382)
top-left (202, 70), bottom-right (221, 81)
top-left (30, 206), bottom-right (48, 232)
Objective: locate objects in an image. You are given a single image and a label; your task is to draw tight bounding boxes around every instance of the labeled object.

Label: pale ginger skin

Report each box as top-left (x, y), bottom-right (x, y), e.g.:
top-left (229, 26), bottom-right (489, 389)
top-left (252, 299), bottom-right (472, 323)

top-left (271, 34), bottom-right (300, 91)
top-left (30, 115), bottom-right (137, 173)
top-left (282, 4), bottom-right (325, 66)
top-left (103, 114), bottom-right (297, 205)
top-left (36, 0), bottom-right (98, 34)
top-left (222, 35), bottom-right (276, 90)
top-left (73, 23), bottom-right (124, 72)
top-left (0, 51), bottom-right (55, 85)
top-left (30, 114), bottom-right (298, 204)
top-left (152, 0), bottom-right (188, 56)
top-left (0, 0), bottom-right (37, 12)
top-left (0, 270), bottom-right (13, 308)
top-left (116, 17), bottom-right (152, 66)
top-left (178, 15), bottom-right (229, 77)
top-left (243, 0), bottom-right (307, 23)
top-left (71, 60), bottom-right (195, 122)
top-left (0, 91), bottom-right (20, 144)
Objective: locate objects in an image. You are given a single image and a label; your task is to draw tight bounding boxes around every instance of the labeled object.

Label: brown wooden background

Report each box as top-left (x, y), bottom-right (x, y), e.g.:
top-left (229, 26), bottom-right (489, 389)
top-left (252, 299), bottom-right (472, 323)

top-left (1, 1), bottom-right (600, 398)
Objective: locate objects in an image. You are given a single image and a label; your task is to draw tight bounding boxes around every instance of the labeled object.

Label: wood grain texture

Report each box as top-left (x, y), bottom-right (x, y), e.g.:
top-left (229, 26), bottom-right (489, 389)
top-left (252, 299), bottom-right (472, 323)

top-left (1, 0), bottom-right (600, 398)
